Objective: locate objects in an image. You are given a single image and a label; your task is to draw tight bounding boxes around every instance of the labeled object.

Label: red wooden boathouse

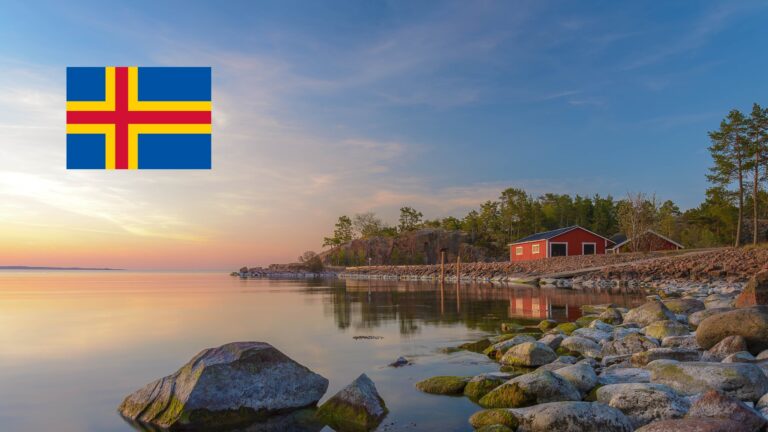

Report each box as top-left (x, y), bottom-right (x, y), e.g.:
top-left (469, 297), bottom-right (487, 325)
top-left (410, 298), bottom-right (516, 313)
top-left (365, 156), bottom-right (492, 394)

top-left (509, 225), bottom-right (614, 262)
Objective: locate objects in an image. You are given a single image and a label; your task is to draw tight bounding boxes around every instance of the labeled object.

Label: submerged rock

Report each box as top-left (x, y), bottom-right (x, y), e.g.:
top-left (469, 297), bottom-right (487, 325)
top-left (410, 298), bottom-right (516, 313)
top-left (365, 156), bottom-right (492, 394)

top-left (478, 371), bottom-right (580, 408)
top-left (685, 389), bottom-right (766, 432)
top-left (510, 401), bottom-right (632, 432)
top-left (414, 375), bottom-right (468, 395)
top-left (696, 307), bottom-right (768, 354)
top-left (388, 356), bottom-right (410, 367)
top-left (458, 339), bottom-right (491, 353)
top-left (646, 359), bottom-right (768, 401)
top-left (596, 383), bottom-right (689, 428)
top-left (117, 341), bottom-right (329, 430)
top-left (464, 373), bottom-right (512, 401)
top-left (316, 373), bottom-right (387, 432)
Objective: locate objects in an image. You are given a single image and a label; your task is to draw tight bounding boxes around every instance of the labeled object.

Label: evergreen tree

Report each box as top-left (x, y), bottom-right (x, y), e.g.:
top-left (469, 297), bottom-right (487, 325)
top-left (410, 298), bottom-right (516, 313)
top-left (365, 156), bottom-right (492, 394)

top-left (747, 103), bottom-right (768, 245)
top-left (323, 215), bottom-right (353, 247)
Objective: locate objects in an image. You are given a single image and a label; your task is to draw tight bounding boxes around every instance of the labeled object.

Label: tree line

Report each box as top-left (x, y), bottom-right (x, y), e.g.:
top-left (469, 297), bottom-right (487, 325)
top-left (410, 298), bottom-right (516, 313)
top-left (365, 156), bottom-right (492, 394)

top-left (319, 102), bottom-right (768, 259)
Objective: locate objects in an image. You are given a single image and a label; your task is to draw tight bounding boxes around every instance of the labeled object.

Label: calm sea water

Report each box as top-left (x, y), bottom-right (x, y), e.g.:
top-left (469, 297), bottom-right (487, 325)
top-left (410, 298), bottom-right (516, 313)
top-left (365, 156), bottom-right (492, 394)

top-left (0, 272), bottom-right (646, 431)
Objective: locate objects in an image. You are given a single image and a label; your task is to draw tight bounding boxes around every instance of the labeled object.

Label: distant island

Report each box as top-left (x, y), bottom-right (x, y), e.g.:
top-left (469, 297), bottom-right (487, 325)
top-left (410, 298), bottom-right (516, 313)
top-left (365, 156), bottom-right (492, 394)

top-left (0, 266), bottom-right (123, 271)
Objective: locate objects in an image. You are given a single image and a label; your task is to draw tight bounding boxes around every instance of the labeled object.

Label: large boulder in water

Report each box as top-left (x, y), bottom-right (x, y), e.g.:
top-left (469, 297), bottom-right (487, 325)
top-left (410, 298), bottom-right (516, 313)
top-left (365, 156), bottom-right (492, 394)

top-left (696, 307), bottom-right (768, 354)
top-left (118, 342), bottom-right (329, 430)
top-left (735, 270), bottom-right (768, 307)
top-left (316, 373), bottom-right (387, 432)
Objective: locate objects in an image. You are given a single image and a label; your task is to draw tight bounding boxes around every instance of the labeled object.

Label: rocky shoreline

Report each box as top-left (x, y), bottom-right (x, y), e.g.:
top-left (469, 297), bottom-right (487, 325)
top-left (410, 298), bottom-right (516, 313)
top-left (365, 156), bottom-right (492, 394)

top-left (414, 268), bottom-right (768, 431)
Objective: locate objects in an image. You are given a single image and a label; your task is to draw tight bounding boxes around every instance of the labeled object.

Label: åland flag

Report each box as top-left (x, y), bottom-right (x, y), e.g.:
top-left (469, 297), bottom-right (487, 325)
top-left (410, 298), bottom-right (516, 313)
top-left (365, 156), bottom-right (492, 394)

top-left (66, 66), bottom-right (212, 169)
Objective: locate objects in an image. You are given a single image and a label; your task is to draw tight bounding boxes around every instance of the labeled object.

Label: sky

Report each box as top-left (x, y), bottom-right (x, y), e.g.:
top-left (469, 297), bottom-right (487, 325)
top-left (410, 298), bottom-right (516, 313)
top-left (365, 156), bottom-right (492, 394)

top-left (1, 0), bottom-right (768, 270)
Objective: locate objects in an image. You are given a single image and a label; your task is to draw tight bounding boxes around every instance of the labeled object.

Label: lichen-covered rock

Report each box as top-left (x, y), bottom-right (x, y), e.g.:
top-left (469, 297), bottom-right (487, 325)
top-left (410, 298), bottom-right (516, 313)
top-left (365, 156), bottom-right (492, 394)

top-left (484, 335), bottom-right (538, 359)
top-left (459, 338), bottom-right (491, 353)
top-left (538, 319), bottom-right (558, 332)
top-left (501, 322), bottom-right (525, 332)
top-left (596, 383), bottom-right (689, 428)
top-left (464, 373), bottom-right (512, 401)
top-left (630, 348), bottom-right (700, 367)
top-left (555, 322), bottom-right (579, 335)
top-left (552, 362), bottom-right (597, 394)
top-left (572, 328), bottom-right (612, 344)
top-left (469, 409), bottom-right (519, 430)
top-left (646, 359), bottom-right (768, 401)
top-left (696, 308), bottom-right (768, 354)
top-left (624, 301), bottom-right (676, 327)
top-left (537, 333), bottom-right (563, 350)
top-left (684, 389), bottom-right (766, 432)
top-left (510, 401), bottom-right (633, 432)
top-left (598, 308), bottom-right (623, 325)
top-left (500, 342), bottom-right (557, 367)
top-left (575, 315), bottom-right (600, 328)
top-left (478, 371), bottom-right (580, 408)
top-left (414, 375), bottom-right (468, 395)
top-left (601, 333), bottom-right (658, 357)
top-left (560, 336), bottom-right (601, 358)
top-left (643, 320), bottom-right (689, 340)
top-left (598, 367), bottom-right (651, 385)
top-left (316, 373), bottom-right (387, 432)
top-left (477, 425), bottom-right (514, 432)
top-left (635, 418), bottom-right (749, 432)
top-left (705, 335), bottom-right (748, 361)
top-left (661, 335), bottom-right (700, 350)
top-left (689, 307), bottom-right (733, 328)
top-left (612, 326), bottom-right (642, 341)
top-left (117, 342), bottom-right (329, 430)
top-left (663, 298), bottom-right (705, 315)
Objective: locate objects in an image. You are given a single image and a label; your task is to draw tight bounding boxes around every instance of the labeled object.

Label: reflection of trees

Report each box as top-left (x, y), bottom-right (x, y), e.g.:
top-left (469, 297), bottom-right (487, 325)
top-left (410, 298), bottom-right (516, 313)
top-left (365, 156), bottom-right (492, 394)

top-left (313, 279), bottom-right (645, 336)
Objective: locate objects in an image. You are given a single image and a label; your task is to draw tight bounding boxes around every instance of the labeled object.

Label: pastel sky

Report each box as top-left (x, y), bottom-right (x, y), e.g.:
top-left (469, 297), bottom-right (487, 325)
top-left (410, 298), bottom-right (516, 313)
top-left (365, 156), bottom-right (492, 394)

top-left (2, 0), bottom-right (768, 270)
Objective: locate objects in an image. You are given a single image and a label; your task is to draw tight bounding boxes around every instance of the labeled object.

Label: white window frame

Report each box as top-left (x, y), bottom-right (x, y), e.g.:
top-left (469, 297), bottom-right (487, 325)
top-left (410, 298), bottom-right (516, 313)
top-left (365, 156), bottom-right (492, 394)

top-left (515, 246), bottom-right (523, 256)
top-left (532, 244), bottom-right (540, 254)
top-left (582, 242), bottom-right (597, 255)
top-left (549, 242), bottom-right (568, 257)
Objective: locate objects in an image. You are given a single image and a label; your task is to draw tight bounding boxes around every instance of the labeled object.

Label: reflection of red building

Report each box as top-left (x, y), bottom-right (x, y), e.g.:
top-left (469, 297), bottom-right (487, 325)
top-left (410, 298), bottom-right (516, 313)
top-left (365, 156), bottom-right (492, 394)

top-left (506, 287), bottom-right (633, 322)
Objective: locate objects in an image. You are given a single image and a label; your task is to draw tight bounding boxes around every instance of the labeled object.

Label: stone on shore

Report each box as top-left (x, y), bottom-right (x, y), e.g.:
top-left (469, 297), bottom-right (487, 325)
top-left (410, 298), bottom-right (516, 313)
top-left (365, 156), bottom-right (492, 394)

top-left (459, 339), bottom-right (491, 353)
top-left (316, 373), bottom-right (387, 432)
top-left (663, 298), bottom-right (705, 315)
top-left (598, 367), bottom-right (651, 385)
top-left (630, 348), bottom-right (700, 367)
top-left (468, 409), bottom-right (519, 430)
top-left (555, 322), bottom-right (579, 335)
top-left (560, 336), bottom-right (601, 358)
top-left (689, 307), bottom-right (733, 328)
top-left (509, 401), bottom-right (633, 432)
top-left (551, 362), bottom-right (597, 394)
top-left (415, 376), bottom-right (468, 395)
top-left (734, 270), bottom-right (768, 307)
top-left (537, 319), bottom-right (558, 332)
top-left (464, 373), bottom-right (512, 401)
top-left (572, 328), bottom-right (612, 344)
top-left (695, 307), bottom-right (768, 354)
top-left (601, 333), bottom-right (658, 357)
top-left (484, 335), bottom-right (538, 359)
top-left (661, 335), bottom-right (700, 350)
top-left (596, 383), bottom-right (689, 428)
top-left (478, 371), bottom-right (580, 408)
top-left (635, 418), bottom-right (750, 432)
top-left (705, 335), bottom-right (748, 361)
top-left (646, 359), bottom-right (768, 401)
top-left (500, 342), bottom-right (557, 367)
top-left (598, 308), bottom-right (623, 325)
top-left (537, 334), bottom-right (563, 350)
top-left (643, 320), bottom-right (689, 340)
top-left (623, 301), bottom-right (676, 327)
top-left (117, 341), bottom-right (329, 430)
top-left (684, 389), bottom-right (766, 432)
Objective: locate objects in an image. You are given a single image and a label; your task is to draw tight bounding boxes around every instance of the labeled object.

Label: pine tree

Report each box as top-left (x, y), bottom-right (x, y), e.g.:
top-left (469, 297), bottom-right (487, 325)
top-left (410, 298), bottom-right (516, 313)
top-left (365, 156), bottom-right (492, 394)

top-left (707, 110), bottom-right (750, 247)
top-left (748, 103), bottom-right (768, 244)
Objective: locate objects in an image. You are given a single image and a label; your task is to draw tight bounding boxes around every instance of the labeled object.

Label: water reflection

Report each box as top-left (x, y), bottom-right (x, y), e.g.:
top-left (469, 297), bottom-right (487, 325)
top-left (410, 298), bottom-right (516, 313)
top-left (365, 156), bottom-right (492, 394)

top-left (322, 279), bottom-right (645, 335)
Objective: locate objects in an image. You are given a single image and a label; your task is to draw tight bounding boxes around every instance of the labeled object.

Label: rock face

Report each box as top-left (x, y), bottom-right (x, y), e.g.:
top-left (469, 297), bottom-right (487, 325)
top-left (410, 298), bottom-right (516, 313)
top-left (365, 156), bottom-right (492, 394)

top-left (695, 307), bottom-right (768, 354)
top-left (478, 371), bottom-right (580, 408)
top-left (685, 389), bottom-right (766, 432)
top-left (316, 373), bottom-right (387, 432)
top-left (623, 301), bottom-right (676, 327)
top-left (635, 418), bottom-right (751, 432)
top-left (596, 383), bottom-right (689, 428)
top-left (118, 342), bottom-right (329, 430)
top-left (735, 270), bottom-right (768, 307)
top-left (646, 359), bottom-right (768, 401)
top-left (510, 401), bottom-right (633, 432)
top-left (500, 342), bottom-right (557, 367)
top-left (601, 333), bottom-right (658, 357)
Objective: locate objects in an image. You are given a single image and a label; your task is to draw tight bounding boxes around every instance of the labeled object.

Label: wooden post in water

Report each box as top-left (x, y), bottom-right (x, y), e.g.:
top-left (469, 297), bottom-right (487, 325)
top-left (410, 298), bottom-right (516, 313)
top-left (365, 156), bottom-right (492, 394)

top-left (440, 249), bottom-right (446, 283)
top-left (456, 253), bottom-right (461, 283)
